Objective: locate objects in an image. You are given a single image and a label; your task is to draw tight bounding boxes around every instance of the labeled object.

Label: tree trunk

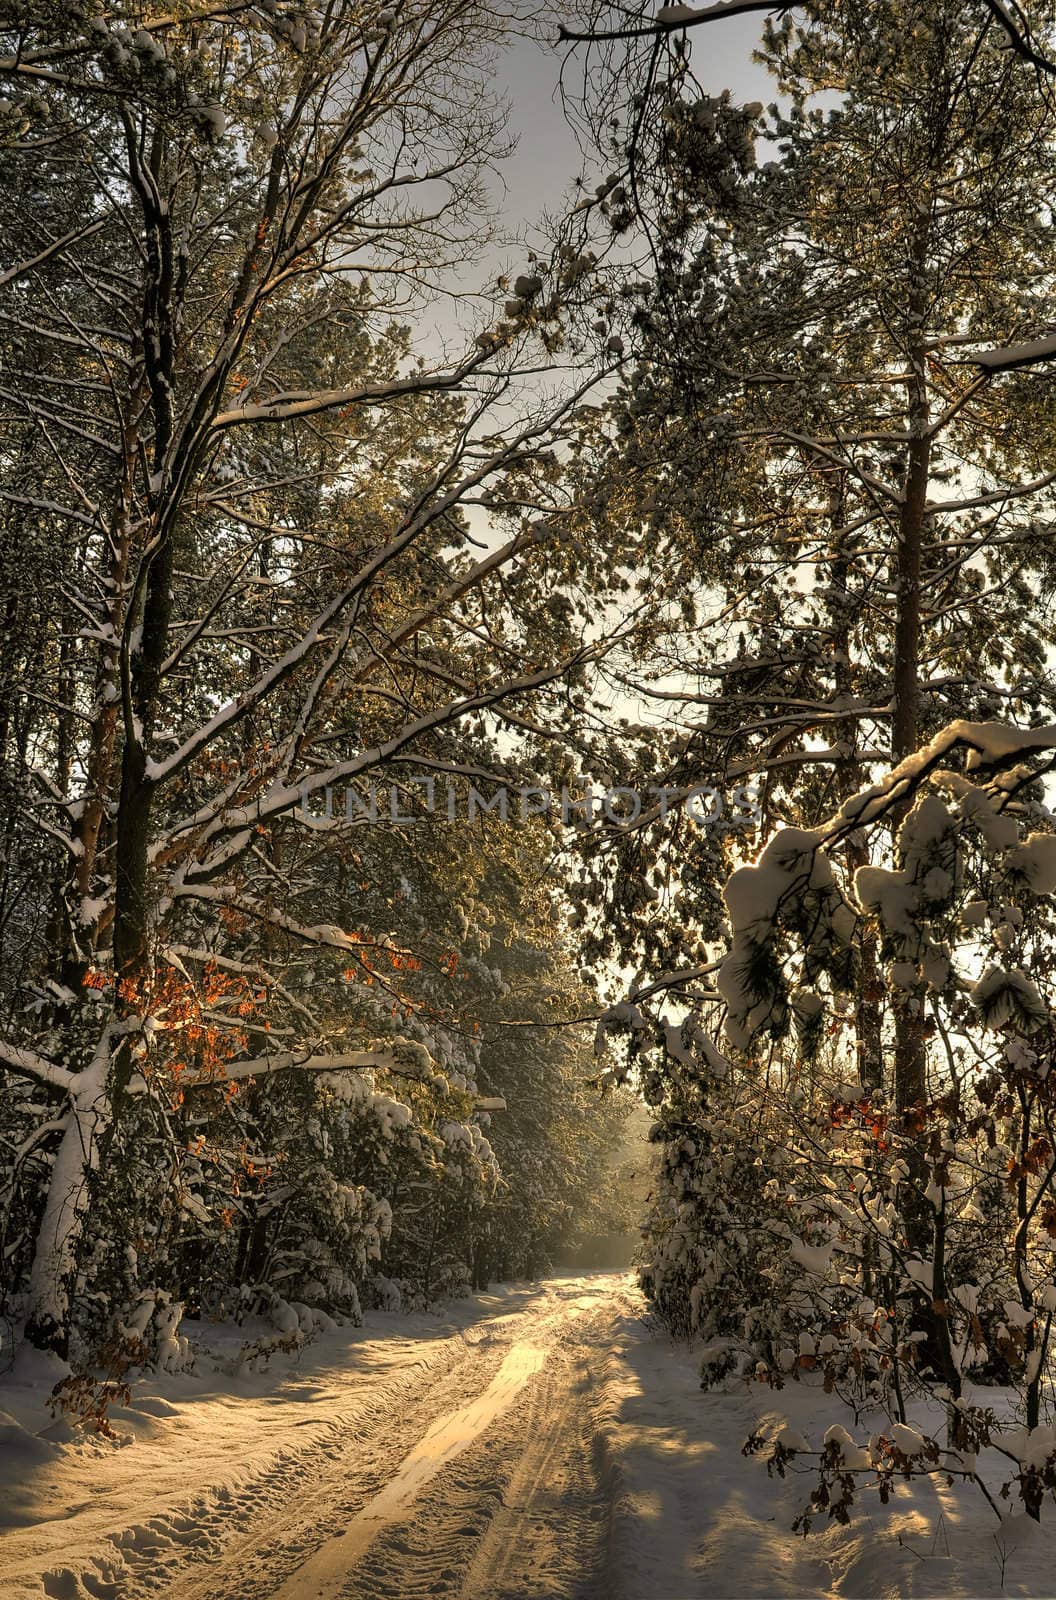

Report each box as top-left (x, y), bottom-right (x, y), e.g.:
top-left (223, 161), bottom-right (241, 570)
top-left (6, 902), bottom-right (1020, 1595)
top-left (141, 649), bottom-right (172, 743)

top-left (24, 1027), bottom-right (116, 1354)
top-left (828, 471), bottom-right (884, 1094)
top-left (892, 216), bottom-right (932, 1119)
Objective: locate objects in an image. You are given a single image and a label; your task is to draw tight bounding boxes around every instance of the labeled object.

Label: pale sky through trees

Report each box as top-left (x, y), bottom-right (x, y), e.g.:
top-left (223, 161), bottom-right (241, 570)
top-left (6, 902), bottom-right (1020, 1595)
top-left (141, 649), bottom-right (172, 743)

top-left (418, 11), bottom-right (775, 341)
top-left (498, 14), bottom-right (773, 230)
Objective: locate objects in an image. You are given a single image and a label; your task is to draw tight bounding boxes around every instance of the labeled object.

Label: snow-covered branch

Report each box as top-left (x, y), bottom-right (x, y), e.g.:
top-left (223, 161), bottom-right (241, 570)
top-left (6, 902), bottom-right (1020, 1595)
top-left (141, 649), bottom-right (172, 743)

top-left (558, 1), bottom-right (787, 45)
top-left (0, 1039), bottom-right (76, 1095)
top-left (190, 1049), bottom-right (397, 1086)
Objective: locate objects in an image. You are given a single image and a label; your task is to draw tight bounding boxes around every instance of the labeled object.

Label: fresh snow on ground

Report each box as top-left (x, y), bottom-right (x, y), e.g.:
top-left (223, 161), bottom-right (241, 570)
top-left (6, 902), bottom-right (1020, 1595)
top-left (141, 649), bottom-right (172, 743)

top-left (2, 1274), bottom-right (1055, 1598)
top-left (600, 1308), bottom-right (1054, 1599)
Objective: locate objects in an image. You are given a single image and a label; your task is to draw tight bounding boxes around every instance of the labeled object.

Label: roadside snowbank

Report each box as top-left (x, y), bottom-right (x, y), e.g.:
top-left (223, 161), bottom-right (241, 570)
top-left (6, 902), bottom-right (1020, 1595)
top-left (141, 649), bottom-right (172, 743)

top-left (595, 1295), bottom-right (1056, 1599)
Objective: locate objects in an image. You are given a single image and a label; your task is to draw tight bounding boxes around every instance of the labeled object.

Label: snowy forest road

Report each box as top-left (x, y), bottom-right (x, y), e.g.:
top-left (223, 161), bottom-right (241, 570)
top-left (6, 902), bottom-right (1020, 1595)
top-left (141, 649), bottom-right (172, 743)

top-left (189, 1273), bottom-right (626, 1600)
top-left (9, 1270), bottom-right (1056, 1600)
top-left (1, 1273), bottom-right (643, 1600)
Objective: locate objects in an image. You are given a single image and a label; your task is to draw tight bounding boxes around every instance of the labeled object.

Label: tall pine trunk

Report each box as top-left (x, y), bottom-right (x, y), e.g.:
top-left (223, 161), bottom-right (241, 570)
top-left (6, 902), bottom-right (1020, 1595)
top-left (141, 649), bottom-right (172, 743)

top-left (892, 216), bottom-right (932, 1119)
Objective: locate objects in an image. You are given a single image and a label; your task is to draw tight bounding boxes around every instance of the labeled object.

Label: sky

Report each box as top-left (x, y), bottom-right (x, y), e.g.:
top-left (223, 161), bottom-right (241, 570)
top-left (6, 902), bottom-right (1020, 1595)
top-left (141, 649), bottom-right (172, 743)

top-left (416, 9), bottom-right (782, 745)
top-left (415, 10), bottom-right (779, 353)
top-left (496, 13), bottom-right (777, 244)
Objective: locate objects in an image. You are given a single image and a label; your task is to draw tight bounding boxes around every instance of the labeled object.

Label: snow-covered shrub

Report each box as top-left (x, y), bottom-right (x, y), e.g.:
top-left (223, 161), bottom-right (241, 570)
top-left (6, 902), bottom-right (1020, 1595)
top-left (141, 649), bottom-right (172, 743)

top-left (367, 1273), bottom-right (402, 1312)
top-left (630, 721), bottom-right (1056, 1523)
top-left (638, 1061), bottom-right (787, 1348)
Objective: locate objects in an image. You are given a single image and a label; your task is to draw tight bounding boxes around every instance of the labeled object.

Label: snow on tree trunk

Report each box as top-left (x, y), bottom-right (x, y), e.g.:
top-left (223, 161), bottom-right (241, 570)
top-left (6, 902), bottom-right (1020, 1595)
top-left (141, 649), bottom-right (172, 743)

top-left (25, 1027), bottom-right (116, 1355)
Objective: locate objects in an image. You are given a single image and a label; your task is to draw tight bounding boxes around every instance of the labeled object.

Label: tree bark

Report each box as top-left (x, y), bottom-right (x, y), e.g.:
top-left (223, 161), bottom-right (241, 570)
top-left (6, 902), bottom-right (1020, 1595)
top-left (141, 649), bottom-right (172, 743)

top-left (892, 215), bottom-right (932, 1119)
top-left (24, 1026), bottom-right (116, 1354)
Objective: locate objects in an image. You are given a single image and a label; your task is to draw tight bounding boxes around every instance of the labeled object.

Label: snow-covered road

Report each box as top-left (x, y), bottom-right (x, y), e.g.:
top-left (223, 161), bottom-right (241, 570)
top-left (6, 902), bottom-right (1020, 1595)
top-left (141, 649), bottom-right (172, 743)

top-left (212, 1277), bottom-right (621, 1600)
top-left (6, 1272), bottom-right (1056, 1599)
top-left (0, 1275), bottom-right (632, 1600)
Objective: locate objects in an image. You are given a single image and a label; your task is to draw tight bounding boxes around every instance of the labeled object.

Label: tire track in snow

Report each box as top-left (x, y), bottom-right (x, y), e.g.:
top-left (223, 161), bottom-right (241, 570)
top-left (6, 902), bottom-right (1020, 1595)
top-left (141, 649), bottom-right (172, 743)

top-left (27, 1279), bottom-right (628, 1600)
top-left (458, 1337), bottom-right (612, 1600)
top-left (31, 1314), bottom-right (516, 1600)
top-left (159, 1336), bottom-right (524, 1600)
top-left (331, 1294), bottom-right (620, 1600)
top-left (269, 1341), bottom-right (549, 1600)
top-left (156, 1286), bottom-right (590, 1600)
